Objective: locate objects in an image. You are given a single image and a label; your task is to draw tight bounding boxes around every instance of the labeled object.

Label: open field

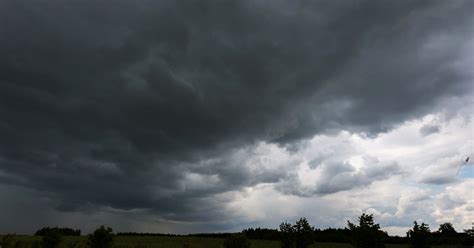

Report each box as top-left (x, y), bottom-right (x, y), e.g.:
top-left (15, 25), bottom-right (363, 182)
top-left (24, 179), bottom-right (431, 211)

top-left (3, 235), bottom-right (466, 248)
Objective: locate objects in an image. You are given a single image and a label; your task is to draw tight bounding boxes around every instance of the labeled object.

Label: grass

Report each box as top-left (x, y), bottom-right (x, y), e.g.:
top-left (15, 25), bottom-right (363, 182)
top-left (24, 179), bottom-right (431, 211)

top-left (1, 235), bottom-right (466, 248)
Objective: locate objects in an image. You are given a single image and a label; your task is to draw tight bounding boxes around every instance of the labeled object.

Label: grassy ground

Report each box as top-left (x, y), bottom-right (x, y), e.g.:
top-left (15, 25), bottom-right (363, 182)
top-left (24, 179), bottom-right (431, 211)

top-left (2, 235), bottom-right (466, 248)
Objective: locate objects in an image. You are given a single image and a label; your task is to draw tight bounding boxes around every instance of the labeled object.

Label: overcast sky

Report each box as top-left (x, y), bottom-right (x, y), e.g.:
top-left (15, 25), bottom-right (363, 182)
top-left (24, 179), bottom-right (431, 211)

top-left (0, 0), bottom-right (473, 236)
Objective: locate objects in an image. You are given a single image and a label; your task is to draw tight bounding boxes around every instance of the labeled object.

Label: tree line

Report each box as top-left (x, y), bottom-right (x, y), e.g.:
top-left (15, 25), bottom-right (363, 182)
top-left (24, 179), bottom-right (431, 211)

top-left (118, 214), bottom-right (472, 247)
top-left (202, 214), bottom-right (473, 248)
top-left (243, 216), bottom-right (471, 247)
top-left (34, 227), bottom-right (81, 236)
top-left (2, 214), bottom-right (472, 248)
top-left (1, 226), bottom-right (114, 248)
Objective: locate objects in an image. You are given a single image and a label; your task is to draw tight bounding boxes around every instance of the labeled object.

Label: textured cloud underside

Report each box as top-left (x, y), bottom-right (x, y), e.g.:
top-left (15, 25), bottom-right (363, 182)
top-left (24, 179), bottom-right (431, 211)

top-left (0, 0), bottom-right (472, 234)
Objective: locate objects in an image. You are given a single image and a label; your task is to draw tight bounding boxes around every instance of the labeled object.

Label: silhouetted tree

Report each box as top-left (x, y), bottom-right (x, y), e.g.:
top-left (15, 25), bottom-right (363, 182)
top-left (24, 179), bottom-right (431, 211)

top-left (461, 228), bottom-right (474, 246)
top-left (35, 227), bottom-right (81, 236)
top-left (407, 221), bottom-right (431, 248)
top-left (437, 223), bottom-right (456, 235)
top-left (41, 230), bottom-right (62, 248)
top-left (431, 222), bottom-right (464, 246)
top-left (347, 213), bottom-right (386, 248)
top-left (87, 226), bottom-right (114, 248)
top-left (223, 233), bottom-right (251, 248)
top-left (279, 218), bottom-right (314, 248)
top-left (293, 218), bottom-right (314, 248)
top-left (279, 222), bottom-right (295, 248)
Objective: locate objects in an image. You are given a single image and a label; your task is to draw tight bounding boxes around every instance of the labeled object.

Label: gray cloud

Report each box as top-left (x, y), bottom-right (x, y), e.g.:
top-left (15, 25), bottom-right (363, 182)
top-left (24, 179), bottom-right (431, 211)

top-left (278, 159), bottom-right (401, 196)
top-left (0, 0), bottom-right (473, 233)
top-left (420, 123), bottom-right (441, 136)
top-left (420, 174), bottom-right (456, 185)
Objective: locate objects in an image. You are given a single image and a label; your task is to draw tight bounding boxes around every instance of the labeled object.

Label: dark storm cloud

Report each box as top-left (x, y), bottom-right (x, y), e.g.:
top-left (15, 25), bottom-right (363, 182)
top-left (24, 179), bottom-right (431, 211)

top-left (0, 0), bottom-right (473, 230)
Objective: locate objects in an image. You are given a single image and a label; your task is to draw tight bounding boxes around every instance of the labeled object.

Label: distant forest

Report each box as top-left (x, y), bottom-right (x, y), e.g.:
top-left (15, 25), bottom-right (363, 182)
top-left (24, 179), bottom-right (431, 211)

top-left (32, 214), bottom-right (472, 247)
top-left (116, 226), bottom-right (471, 246)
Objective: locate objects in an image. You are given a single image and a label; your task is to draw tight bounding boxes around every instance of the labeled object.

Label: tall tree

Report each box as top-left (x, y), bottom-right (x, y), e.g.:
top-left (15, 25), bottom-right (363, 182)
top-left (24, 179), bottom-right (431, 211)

top-left (279, 218), bottom-right (315, 248)
top-left (347, 213), bottom-right (386, 248)
top-left (279, 222), bottom-right (295, 248)
top-left (437, 223), bottom-right (456, 235)
top-left (407, 221), bottom-right (431, 248)
top-left (293, 218), bottom-right (314, 248)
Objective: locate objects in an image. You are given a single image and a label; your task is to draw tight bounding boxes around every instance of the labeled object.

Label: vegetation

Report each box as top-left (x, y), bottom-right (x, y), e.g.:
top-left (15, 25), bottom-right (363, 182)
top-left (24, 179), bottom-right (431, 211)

top-left (0, 217), bottom-right (472, 248)
top-left (223, 233), bottom-right (251, 248)
top-left (112, 219), bottom-right (471, 247)
top-left (279, 222), bottom-right (295, 248)
top-left (242, 228), bottom-right (280, 240)
top-left (88, 226), bottom-right (114, 248)
top-left (279, 217), bottom-right (315, 248)
top-left (0, 234), bottom-right (470, 248)
top-left (0, 234), bottom-right (16, 248)
top-left (407, 222), bottom-right (431, 248)
top-left (41, 230), bottom-right (62, 248)
top-left (347, 213), bottom-right (386, 248)
top-left (35, 228), bottom-right (81, 236)
top-left (294, 218), bottom-right (315, 248)
top-left (436, 223), bottom-right (456, 235)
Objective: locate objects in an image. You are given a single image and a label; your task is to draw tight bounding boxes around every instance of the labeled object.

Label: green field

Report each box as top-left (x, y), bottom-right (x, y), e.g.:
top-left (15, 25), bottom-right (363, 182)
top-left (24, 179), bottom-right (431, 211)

top-left (2, 235), bottom-right (464, 248)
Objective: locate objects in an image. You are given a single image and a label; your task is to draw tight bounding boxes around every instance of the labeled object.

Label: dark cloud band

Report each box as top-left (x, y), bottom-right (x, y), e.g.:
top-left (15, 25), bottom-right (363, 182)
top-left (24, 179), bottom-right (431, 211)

top-left (0, 0), bottom-right (472, 232)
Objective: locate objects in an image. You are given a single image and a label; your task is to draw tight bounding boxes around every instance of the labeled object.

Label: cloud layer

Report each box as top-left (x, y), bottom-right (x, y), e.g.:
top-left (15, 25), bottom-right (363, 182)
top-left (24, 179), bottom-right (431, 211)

top-left (0, 0), bottom-right (472, 234)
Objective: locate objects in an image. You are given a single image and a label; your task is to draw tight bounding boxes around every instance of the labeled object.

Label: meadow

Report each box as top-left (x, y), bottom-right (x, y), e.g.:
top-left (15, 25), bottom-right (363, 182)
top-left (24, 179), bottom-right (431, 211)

top-left (3, 235), bottom-right (464, 248)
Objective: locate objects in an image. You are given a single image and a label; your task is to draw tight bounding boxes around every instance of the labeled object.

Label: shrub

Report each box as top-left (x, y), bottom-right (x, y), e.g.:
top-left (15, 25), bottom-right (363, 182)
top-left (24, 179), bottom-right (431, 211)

top-left (31, 241), bottom-right (42, 248)
top-left (41, 230), bottom-right (62, 248)
top-left (14, 241), bottom-right (28, 248)
top-left (0, 234), bottom-right (15, 248)
top-left (223, 233), bottom-right (251, 248)
top-left (65, 241), bottom-right (79, 248)
top-left (87, 226), bottom-right (114, 248)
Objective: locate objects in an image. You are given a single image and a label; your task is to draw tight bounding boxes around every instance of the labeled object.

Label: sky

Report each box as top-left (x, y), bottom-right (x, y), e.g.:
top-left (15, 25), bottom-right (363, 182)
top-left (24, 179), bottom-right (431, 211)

top-left (0, 0), bottom-right (473, 236)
